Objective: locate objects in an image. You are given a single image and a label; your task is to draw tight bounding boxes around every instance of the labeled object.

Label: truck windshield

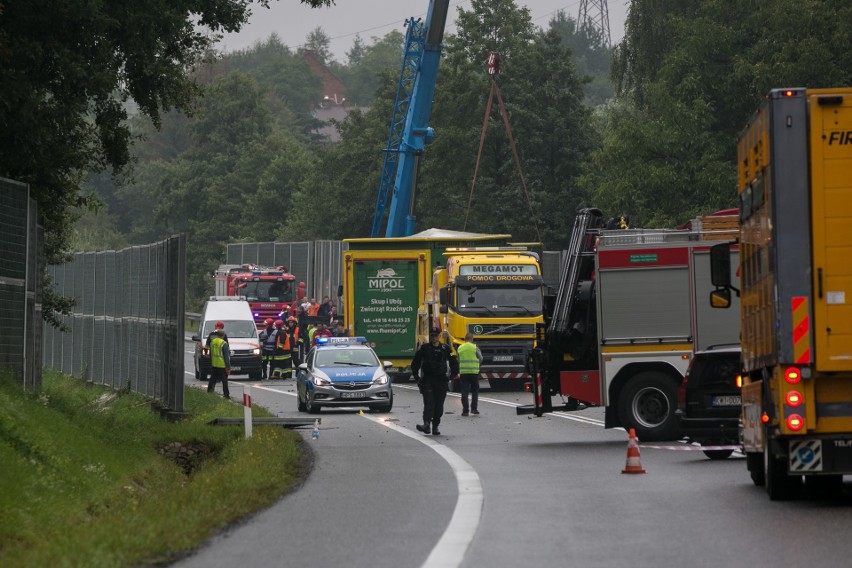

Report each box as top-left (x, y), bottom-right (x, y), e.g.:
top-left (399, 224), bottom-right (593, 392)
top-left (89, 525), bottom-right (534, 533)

top-left (240, 280), bottom-right (294, 302)
top-left (456, 286), bottom-right (542, 317)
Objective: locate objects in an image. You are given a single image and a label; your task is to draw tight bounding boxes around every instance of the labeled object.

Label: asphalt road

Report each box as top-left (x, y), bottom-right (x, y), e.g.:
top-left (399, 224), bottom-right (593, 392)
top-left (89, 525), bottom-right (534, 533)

top-left (178, 340), bottom-right (852, 568)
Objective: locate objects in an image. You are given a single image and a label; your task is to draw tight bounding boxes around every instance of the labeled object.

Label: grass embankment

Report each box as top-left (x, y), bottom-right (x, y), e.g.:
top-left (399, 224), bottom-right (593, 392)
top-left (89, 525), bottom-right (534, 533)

top-left (0, 370), bottom-right (308, 566)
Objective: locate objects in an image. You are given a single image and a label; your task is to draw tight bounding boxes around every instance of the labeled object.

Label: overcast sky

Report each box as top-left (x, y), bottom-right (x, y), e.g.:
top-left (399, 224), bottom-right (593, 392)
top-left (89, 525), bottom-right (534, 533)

top-left (219, 0), bottom-right (630, 63)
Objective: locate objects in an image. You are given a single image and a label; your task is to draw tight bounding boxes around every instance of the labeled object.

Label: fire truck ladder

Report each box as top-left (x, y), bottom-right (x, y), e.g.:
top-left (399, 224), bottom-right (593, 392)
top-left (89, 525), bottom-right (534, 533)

top-left (549, 208), bottom-right (603, 335)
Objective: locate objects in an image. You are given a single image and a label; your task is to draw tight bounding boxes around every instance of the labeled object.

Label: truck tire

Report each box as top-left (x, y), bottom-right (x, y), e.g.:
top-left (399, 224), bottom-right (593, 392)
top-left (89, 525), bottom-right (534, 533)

top-left (746, 452), bottom-right (765, 486)
top-left (617, 371), bottom-right (680, 442)
top-left (764, 432), bottom-right (801, 500)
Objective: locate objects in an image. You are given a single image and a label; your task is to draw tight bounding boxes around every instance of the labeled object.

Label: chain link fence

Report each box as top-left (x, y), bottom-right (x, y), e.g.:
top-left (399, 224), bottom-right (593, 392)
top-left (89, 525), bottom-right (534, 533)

top-left (42, 236), bottom-right (186, 413)
top-left (0, 177), bottom-right (43, 391)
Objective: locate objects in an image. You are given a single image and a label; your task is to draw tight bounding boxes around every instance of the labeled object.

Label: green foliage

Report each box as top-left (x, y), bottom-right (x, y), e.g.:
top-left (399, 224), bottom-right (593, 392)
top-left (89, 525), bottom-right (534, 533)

top-left (547, 10), bottom-right (614, 105)
top-left (342, 31), bottom-right (405, 106)
top-left (0, 0), bottom-right (268, 267)
top-left (0, 370), bottom-right (304, 566)
top-left (303, 26), bottom-right (333, 64)
top-left (585, 0), bottom-right (852, 226)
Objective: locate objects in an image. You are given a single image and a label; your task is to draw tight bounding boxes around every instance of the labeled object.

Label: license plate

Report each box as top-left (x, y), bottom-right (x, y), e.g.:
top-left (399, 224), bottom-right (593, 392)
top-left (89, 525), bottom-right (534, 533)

top-left (492, 355), bottom-right (513, 362)
top-left (712, 395), bottom-right (741, 407)
top-left (231, 367), bottom-right (241, 372)
top-left (340, 391), bottom-right (366, 399)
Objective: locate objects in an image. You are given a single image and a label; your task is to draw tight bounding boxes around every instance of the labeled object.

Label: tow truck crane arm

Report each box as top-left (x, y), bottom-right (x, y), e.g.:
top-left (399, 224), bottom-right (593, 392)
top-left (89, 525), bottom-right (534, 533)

top-left (371, 0), bottom-right (450, 238)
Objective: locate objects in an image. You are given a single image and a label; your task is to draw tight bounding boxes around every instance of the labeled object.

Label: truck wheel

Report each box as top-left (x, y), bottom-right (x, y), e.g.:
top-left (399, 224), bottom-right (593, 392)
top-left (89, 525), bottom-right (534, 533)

top-left (617, 371), bottom-right (680, 442)
top-left (746, 452), bottom-right (765, 486)
top-left (764, 433), bottom-right (801, 500)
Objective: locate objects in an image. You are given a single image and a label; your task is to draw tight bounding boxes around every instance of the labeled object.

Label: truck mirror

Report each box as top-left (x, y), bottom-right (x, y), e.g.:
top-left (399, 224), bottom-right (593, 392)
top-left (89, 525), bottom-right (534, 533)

top-left (298, 282), bottom-right (306, 299)
top-left (337, 284), bottom-right (343, 298)
top-left (191, 335), bottom-right (200, 342)
top-left (439, 286), bottom-right (448, 305)
top-left (439, 304), bottom-right (448, 314)
top-left (710, 243), bottom-right (732, 288)
top-left (709, 289), bottom-right (731, 309)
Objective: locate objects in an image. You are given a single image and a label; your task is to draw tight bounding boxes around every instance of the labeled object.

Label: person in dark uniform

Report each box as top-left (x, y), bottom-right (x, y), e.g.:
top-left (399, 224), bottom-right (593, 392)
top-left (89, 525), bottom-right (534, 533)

top-left (411, 327), bottom-right (459, 436)
top-left (259, 318), bottom-right (276, 380)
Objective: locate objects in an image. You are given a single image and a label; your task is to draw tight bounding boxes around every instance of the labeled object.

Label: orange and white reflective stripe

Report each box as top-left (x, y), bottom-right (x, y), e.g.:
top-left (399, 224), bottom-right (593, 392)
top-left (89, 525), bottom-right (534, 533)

top-left (792, 296), bottom-right (811, 364)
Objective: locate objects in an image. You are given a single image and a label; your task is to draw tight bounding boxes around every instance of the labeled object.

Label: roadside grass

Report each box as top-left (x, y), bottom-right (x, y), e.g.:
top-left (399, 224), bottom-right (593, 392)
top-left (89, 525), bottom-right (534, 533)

top-left (0, 370), bottom-right (308, 567)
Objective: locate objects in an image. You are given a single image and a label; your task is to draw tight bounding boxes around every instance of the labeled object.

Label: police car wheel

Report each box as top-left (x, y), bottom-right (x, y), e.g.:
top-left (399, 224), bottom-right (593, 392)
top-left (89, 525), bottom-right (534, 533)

top-left (306, 396), bottom-right (321, 414)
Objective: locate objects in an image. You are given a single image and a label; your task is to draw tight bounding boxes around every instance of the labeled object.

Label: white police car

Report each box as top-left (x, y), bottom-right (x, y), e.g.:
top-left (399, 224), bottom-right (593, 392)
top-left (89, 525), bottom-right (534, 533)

top-left (296, 337), bottom-right (393, 414)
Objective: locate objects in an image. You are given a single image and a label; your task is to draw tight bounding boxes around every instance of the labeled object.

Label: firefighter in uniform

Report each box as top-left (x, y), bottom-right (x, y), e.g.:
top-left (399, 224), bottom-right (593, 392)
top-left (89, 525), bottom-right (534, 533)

top-left (207, 327), bottom-right (231, 399)
top-left (259, 317), bottom-right (276, 380)
top-left (286, 316), bottom-right (302, 369)
top-left (457, 332), bottom-right (482, 416)
top-left (411, 327), bottom-right (459, 435)
top-left (271, 319), bottom-right (293, 379)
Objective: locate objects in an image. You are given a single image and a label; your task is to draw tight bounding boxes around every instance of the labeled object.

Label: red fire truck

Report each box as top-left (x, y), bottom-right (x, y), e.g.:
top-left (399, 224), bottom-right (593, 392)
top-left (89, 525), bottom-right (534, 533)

top-left (214, 264), bottom-right (305, 328)
top-left (519, 209), bottom-right (741, 441)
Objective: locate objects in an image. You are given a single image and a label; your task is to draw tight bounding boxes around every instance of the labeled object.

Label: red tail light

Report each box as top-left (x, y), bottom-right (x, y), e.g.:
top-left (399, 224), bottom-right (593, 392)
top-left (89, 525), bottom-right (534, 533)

top-left (787, 414), bottom-right (804, 431)
top-left (784, 367), bottom-right (801, 384)
top-left (785, 391), bottom-right (803, 407)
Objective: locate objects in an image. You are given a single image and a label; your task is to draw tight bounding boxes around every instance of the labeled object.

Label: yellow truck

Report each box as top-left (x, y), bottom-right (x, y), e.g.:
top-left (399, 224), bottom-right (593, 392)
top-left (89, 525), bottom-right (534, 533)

top-left (710, 88), bottom-right (852, 500)
top-left (419, 247), bottom-right (544, 389)
top-left (342, 230), bottom-right (512, 380)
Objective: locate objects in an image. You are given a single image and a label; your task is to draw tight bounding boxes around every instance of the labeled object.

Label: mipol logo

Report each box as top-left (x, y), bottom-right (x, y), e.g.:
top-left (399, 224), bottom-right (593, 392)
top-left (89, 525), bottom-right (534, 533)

top-left (369, 267), bottom-right (405, 290)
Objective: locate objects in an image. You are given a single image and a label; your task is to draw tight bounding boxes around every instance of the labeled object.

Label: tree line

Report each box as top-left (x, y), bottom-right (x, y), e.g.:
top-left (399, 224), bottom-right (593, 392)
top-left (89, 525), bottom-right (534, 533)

top-left (3, 0), bottom-right (850, 314)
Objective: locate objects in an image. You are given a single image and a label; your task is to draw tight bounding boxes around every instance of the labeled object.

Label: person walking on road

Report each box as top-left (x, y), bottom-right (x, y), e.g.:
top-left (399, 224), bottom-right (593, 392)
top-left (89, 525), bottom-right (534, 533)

top-left (207, 327), bottom-right (231, 399)
top-left (259, 317), bottom-right (276, 380)
top-left (457, 333), bottom-right (482, 416)
top-left (411, 326), bottom-right (459, 436)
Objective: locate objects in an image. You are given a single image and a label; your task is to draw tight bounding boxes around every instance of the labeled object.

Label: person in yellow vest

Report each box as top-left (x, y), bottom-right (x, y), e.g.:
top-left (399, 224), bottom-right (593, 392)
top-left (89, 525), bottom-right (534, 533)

top-left (457, 333), bottom-right (483, 416)
top-left (207, 327), bottom-right (231, 399)
top-left (271, 319), bottom-right (293, 379)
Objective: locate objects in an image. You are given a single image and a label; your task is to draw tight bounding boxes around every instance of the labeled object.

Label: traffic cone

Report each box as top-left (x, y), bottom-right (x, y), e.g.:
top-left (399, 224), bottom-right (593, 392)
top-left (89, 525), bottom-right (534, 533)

top-left (622, 428), bottom-right (646, 474)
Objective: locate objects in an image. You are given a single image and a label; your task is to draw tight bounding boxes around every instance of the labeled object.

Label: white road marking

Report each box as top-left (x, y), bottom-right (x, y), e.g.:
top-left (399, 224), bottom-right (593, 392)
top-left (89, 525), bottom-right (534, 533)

top-left (240, 383), bottom-right (483, 566)
top-left (394, 384), bottom-right (606, 426)
top-left (362, 414), bottom-right (483, 568)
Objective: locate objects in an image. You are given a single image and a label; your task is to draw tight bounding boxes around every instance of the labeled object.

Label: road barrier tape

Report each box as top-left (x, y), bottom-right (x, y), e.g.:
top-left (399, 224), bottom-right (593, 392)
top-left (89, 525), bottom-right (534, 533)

top-left (641, 444), bottom-right (741, 451)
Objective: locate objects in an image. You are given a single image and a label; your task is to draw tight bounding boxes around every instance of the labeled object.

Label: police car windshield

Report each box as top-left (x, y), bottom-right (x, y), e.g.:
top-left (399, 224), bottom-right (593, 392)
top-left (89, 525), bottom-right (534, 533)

top-left (457, 286), bottom-right (542, 317)
top-left (241, 280), bottom-right (294, 302)
top-left (203, 320), bottom-right (257, 338)
top-left (315, 349), bottom-right (379, 368)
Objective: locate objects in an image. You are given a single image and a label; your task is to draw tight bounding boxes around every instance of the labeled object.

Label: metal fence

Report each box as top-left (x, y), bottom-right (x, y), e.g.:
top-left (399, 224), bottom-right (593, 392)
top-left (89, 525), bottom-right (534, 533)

top-left (0, 177), bottom-right (43, 391)
top-left (226, 240), bottom-right (348, 303)
top-left (42, 235), bottom-right (186, 413)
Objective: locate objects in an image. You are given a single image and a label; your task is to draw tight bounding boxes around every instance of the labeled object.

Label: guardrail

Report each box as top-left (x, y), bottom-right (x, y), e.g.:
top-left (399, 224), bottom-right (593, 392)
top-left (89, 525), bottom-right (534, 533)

top-left (186, 312), bottom-right (201, 332)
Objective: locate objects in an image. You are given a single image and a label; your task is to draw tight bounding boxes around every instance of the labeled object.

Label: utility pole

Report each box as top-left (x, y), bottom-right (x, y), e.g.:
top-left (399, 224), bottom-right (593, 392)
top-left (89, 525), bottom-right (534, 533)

top-left (578, 0), bottom-right (612, 48)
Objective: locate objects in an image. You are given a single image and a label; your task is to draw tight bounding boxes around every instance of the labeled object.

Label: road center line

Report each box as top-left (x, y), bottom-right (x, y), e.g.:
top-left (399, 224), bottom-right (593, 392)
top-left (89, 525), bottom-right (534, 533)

top-left (361, 414), bottom-right (483, 568)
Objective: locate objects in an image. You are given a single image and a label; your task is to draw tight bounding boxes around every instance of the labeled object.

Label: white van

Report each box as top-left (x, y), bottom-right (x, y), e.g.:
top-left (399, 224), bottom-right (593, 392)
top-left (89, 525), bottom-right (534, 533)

top-left (192, 297), bottom-right (262, 381)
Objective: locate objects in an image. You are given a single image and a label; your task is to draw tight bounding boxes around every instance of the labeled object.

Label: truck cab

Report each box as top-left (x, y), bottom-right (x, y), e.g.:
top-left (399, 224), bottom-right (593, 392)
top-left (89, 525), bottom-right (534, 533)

top-left (421, 248), bottom-right (544, 388)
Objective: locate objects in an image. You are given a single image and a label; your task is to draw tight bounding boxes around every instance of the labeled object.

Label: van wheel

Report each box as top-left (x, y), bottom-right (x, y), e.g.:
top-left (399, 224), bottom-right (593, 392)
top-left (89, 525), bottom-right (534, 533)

top-left (703, 449), bottom-right (734, 460)
top-left (617, 371), bottom-right (680, 442)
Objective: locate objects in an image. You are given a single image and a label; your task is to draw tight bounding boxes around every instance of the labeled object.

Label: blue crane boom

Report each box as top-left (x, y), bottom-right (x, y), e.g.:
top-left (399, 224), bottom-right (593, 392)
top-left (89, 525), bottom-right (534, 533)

top-left (371, 0), bottom-right (449, 238)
